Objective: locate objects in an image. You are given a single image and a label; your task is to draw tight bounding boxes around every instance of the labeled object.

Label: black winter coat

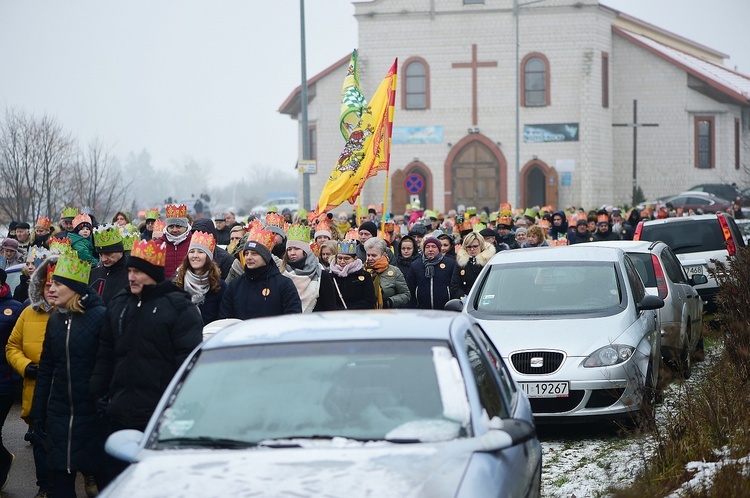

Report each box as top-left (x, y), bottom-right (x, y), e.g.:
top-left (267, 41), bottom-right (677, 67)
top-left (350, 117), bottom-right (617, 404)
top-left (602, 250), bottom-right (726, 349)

top-left (406, 256), bottom-right (456, 310)
top-left (219, 263), bottom-right (302, 320)
top-left (89, 255), bottom-right (129, 306)
top-left (0, 288), bottom-right (24, 397)
top-left (90, 281), bottom-right (203, 431)
top-left (331, 269), bottom-right (376, 310)
top-left (198, 279), bottom-right (227, 325)
top-left (32, 291), bottom-right (107, 473)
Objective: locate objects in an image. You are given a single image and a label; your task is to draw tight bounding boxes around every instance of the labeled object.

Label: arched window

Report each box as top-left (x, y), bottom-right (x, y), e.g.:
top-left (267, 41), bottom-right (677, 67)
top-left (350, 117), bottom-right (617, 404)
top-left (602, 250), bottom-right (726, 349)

top-left (403, 58), bottom-right (429, 110)
top-left (522, 53), bottom-right (550, 107)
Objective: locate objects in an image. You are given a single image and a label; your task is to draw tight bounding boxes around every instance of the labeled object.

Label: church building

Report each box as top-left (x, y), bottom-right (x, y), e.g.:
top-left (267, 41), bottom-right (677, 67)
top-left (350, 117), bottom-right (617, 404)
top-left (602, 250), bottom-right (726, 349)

top-left (280, 0), bottom-right (750, 213)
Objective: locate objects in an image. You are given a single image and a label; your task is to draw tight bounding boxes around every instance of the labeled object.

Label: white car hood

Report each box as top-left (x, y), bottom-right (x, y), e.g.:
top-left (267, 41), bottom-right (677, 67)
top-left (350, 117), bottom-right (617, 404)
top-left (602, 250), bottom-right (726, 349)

top-left (103, 442), bottom-right (476, 497)
top-left (476, 311), bottom-right (635, 357)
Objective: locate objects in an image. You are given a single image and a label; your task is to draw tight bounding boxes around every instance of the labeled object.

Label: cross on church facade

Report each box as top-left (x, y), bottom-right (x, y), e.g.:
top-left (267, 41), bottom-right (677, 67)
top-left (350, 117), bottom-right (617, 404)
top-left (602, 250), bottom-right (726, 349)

top-left (452, 44), bottom-right (498, 126)
top-left (612, 99), bottom-right (659, 206)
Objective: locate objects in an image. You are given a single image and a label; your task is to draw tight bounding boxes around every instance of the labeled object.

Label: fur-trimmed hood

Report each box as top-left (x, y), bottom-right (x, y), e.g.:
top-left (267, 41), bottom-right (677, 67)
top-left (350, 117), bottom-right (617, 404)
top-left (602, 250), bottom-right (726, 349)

top-left (28, 254), bottom-right (59, 312)
top-left (455, 244), bottom-right (496, 268)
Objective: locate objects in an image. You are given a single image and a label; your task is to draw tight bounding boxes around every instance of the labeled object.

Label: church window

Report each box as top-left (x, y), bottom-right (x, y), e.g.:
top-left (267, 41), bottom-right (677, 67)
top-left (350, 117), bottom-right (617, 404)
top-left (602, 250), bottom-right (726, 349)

top-left (403, 58), bottom-right (429, 110)
top-left (694, 116), bottom-right (714, 169)
top-left (521, 53), bottom-right (550, 107)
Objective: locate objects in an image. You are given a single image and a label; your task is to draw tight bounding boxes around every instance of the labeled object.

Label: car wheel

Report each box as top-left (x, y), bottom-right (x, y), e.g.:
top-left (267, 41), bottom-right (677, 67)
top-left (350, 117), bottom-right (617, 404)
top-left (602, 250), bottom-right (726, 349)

top-left (678, 344), bottom-right (692, 380)
top-left (691, 333), bottom-right (705, 362)
top-left (635, 358), bottom-right (657, 429)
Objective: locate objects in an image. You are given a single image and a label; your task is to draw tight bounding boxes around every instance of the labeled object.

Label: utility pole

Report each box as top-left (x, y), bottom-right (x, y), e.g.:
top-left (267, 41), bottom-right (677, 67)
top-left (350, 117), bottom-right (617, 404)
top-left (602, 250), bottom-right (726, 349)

top-left (300, 0), bottom-right (310, 210)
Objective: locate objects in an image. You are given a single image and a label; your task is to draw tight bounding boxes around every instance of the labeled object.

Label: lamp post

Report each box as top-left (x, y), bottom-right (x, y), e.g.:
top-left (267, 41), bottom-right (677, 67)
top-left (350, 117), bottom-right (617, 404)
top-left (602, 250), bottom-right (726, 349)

top-left (300, 0), bottom-right (310, 210)
top-left (514, 0), bottom-right (546, 209)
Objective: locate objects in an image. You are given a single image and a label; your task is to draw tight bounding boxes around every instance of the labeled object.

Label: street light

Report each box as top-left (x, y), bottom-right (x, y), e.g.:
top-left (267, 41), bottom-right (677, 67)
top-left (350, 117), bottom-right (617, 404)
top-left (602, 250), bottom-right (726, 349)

top-left (514, 0), bottom-right (546, 209)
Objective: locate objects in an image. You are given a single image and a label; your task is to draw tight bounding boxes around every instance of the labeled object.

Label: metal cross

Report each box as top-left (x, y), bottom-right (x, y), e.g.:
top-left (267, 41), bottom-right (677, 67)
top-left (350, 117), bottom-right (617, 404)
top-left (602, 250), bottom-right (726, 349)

top-left (452, 44), bottom-right (498, 126)
top-left (612, 100), bottom-right (659, 206)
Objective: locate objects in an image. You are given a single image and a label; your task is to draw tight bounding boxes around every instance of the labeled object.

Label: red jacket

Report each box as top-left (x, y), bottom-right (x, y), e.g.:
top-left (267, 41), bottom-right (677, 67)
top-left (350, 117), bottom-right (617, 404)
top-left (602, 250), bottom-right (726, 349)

top-left (157, 233), bottom-right (192, 280)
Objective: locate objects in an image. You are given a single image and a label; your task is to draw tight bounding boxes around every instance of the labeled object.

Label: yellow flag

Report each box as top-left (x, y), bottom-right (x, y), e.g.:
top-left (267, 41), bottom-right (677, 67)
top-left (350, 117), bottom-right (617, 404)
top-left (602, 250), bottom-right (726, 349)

top-left (314, 59), bottom-right (397, 217)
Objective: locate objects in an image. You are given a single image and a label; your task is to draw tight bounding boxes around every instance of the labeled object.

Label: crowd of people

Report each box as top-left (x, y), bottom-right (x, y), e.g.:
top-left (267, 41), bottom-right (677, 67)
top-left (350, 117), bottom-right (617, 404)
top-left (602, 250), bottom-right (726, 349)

top-left (0, 196), bottom-right (744, 497)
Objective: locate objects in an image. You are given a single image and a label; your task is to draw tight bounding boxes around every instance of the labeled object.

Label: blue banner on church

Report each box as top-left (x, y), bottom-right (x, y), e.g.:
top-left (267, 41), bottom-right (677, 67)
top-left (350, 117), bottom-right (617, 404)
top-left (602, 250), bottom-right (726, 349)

top-left (524, 123), bottom-right (579, 143)
top-left (392, 126), bottom-right (443, 144)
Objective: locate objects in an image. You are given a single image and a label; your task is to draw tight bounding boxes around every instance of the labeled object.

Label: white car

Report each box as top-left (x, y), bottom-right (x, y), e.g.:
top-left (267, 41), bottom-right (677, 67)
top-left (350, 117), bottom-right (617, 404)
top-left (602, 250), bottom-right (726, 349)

top-left (249, 197), bottom-right (299, 215)
top-left (450, 245), bottom-right (664, 421)
top-left (584, 241), bottom-right (706, 378)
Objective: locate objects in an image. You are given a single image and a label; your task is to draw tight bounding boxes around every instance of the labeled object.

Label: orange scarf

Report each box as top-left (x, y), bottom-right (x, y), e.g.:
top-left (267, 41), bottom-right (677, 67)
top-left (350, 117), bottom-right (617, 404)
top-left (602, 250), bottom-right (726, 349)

top-left (366, 255), bottom-right (389, 309)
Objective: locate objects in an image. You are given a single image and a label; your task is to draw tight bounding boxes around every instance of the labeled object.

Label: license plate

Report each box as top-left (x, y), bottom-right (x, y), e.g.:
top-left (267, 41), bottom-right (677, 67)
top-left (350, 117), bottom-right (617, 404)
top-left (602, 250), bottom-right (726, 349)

top-left (685, 265), bottom-right (704, 276)
top-left (520, 381), bottom-right (569, 398)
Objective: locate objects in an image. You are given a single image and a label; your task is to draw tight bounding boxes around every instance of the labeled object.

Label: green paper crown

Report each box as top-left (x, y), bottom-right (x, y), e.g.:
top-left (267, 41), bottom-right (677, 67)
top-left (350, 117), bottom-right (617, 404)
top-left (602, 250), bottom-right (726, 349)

top-left (53, 254), bottom-right (91, 285)
top-left (122, 232), bottom-right (141, 251)
top-left (145, 209), bottom-right (160, 220)
top-left (93, 224), bottom-right (123, 248)
top-left (472, 223), bottom-right (487, 232)
top-left (286, 224), bottom-right (311, 243)
top-left (61, 206), bottom-right (79, 219)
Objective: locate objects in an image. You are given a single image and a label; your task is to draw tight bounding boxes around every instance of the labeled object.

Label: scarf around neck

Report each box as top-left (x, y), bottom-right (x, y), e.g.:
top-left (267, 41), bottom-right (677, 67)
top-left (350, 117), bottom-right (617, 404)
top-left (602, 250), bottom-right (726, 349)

top-left (423, 252), bottom-right (445, 279)
top-left (330, 258), bottom-right (363, 277)
top-left (165, 227), bottom-right (192, 246)
top-left (183, 269), bottom-right (210, 305)
top-left (368, 255), bottom-right (390, 274)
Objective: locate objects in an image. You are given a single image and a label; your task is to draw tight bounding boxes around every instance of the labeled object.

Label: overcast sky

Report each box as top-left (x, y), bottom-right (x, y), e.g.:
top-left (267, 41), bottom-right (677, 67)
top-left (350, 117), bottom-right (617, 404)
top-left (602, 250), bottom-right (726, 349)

top-left (1, 0), bottom-right (747, 189)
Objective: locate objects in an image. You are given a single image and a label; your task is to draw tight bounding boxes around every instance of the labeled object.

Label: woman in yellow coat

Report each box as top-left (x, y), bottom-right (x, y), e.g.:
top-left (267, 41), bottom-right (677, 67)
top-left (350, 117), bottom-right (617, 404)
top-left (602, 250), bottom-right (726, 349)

top-left (6, 255), bottom-right (57, 498)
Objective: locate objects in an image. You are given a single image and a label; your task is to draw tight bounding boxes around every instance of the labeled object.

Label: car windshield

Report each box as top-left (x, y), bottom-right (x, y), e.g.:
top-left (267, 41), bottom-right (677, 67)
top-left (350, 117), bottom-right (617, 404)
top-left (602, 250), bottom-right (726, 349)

top-left (626, 253), bottom-right (656, 287)
top-left (640, 221), bottom-right (724, 254)
top-left (473, 261), bottom-right (623, 315)
top-left (154, 340), bottom-right (468, 446)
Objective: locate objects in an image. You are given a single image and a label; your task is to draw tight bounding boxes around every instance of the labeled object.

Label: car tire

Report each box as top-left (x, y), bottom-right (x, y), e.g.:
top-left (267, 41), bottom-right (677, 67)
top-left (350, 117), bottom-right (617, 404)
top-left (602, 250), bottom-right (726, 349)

top-left (691, 334), bottom-right (705, 362)
top-left (635, 359), bottom-right (657, 429)
top-left (678, 344), bottom-right (692, 380)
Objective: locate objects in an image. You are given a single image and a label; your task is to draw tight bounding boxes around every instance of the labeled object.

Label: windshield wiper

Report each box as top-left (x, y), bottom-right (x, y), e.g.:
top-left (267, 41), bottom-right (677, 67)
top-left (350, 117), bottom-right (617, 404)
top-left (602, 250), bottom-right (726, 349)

top-left (158, 436), bottom-right (256, 449)
top-left (671, 243), bottom-right (704, 252)
top-left (260, 435), bottom-right (421, 444)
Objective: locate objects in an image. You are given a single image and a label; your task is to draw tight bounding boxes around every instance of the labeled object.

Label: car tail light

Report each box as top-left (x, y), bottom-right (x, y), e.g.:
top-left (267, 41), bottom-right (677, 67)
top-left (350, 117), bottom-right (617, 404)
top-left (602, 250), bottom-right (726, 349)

top-left (651, 254), bottom-right (668, 299)
top-left (717, 214), bottom-right (736, 257)
top-left (633, 221), bottom-right (644, 241)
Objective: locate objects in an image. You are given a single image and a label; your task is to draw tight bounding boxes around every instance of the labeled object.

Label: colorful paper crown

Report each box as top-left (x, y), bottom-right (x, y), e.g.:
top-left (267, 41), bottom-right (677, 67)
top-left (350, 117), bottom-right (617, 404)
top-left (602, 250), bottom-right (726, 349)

top-left (48, 237), bottom-right (73, 255)
top-left (27, 246), bottom-right (51, 266)
top-left (489, 212), bottom-right (499, 222)
top-left (287, 224), bottom-right (311, 243)
top-left (35, 216), bottom-right (52, 230)
top-left (345, 228), bottom-right (359, 240)
top-left (46, 263), bottom-right (56, 283)
top-left (597, 214), bottom-right (610, 224)
top-left (189, 231), bottom-right (216, 254)
top-left (472, 223), bottom-right (487, 232)
top-left (246, 223), bottom-right (275, 250)
top-left (165, 204), bottom-right (188, 219)
top-left (265, 213), bottom-right (286, 230)
top-left (498, 215), bottom-right (513, 227)
top-left (53, 254), bottom-right (91, 285)
top-left (72, 213), bottom-right (91, 228)
top-left (466, 206), bottom-right (477, 216)
top-left (338, 239), bottom-right (358, 255)
top-left (152, 220), bottom-right (167, 233)
top-left (500, 203), bottom-right (512, 213)
top-left (538, 219), bottom-right (551, 229)
top-left (93, 224), bottom-right (124, 248)
top-left (145, 208), bottom-right (160, 221)
top-left (459, 220), bottom-right (473, 232)
top-left (122, 232), bottom-right (141, 251)
top-left (130, 239), bottom-right (166, 267)
top-left (550, 235), bottom-right (569, 246)
top-left (61, 207), bottom-right (78, 219)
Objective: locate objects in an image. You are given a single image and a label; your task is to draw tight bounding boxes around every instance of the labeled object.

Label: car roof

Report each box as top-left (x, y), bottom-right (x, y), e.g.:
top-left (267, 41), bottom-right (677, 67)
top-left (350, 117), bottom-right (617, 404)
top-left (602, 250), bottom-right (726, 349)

top-left (578, 240), bottom-right (659, 253)
top-left (641, 214), bottom-right (720, 225)
top-left (202, 310), bottom-right (471, 349)
top-left (488, 245), bottom-right (623, 265)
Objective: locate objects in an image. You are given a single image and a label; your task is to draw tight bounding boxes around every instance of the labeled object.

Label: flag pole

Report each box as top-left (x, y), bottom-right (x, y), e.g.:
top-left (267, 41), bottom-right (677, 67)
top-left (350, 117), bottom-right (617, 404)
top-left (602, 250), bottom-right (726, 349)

top-left (381, 58), bottom-right (397, 234)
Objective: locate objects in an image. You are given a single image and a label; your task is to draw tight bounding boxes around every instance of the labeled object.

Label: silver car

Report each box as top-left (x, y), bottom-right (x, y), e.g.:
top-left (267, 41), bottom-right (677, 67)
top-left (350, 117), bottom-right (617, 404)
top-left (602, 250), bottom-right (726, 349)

top-left (585, 241), bottom-right (706, 378)
top-left (103, 311), bottom-right (542, 497)
top-left (456, 246), bottom-right (663, 421)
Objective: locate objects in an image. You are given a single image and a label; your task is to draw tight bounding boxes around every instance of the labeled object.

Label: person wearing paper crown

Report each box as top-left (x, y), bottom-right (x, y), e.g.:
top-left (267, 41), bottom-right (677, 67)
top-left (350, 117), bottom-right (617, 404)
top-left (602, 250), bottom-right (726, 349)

top-left (6, 255), bottom-right (59, 497)
top-left (329, 239), bottom-right (376, 310)
top-left (156, 203), bottom-right (193, 279)
top-left (31, 253), bottom-right (108, 495)
top-left (264, 212), bottom-right (289, 261)
top-left (68, 213), bottom-right (99, 266)
top-left (278, 224), bottom-right (337, 313)
top-left (139, 208), bottom-right (160, 241)
top-left (90, 238), bottom-right (203, 486)
top-left (173, 231), bottom-right (227, 325)
top-left (549, 210), bottom-right (576, 243)
top-left (88, 224), bottom-right (129, 306)
top-left (191, 218), bottom-right (234, 281)
top-left (31, 216), bottom-right (55, 249)
top-left (592, 211), bottom-right (621, 242)
top-left (13, 246), bottom-right (49, 303)
top-left (58, 206), bottom-right (79, 238)
top-left (218, 224), bottom-right (302, 319)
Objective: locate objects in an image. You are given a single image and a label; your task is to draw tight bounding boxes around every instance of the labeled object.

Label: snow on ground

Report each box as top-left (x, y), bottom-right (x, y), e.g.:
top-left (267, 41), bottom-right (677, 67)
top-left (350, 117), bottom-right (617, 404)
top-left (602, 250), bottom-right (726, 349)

top-left (540, 348), bottom-right (719, 498)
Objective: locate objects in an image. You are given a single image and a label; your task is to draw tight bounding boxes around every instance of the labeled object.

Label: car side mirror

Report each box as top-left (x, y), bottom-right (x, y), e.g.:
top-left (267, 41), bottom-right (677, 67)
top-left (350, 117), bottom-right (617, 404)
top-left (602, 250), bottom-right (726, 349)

top-left (690, 274), bottom-right (708, 286)
top-left (478, 419), bottom-right (537, 452)
top-left (444, 299), bottom-right (464, 312)
top-left (105, 429), bottom-right (145, 463)
top-left (638, 294), bottom-right (664, 311)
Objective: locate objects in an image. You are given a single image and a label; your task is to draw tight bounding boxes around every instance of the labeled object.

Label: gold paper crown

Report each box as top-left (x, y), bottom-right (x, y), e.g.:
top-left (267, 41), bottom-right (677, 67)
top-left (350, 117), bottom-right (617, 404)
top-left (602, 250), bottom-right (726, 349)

top-left (131, 239), bottom-right (166, 267)
top-left (384, 221), bottom-right (395, 232)
top-left (498, 215), bottom-right (513, 227)
top-left (265, 212), bottom-right (287, 230)
top-left (538, 219), bottom-right (551, 229)
top-left (122, 232), bottom-right (141, 251)
top-left (247, 224), bottom-right (275, 250)
top-left (61, 207), bottom-right (78, 219)
top-left (48, 237), bottom-right (73, 255)
top-left (345, 228), bottom-right (359, 240)
top-left (152, 220), bottom-right (167, 233)
top-left (500, 203), bottom-right (512, 212)
top-left (286, 224), bottom-right (311, 243)
top-left (35, 216), bottom-right (52, 229)
top-left (145, 208), bottom-right (160, 220)
top-left (46, 263), bottom-right (56, 283)
top-left (53, 254), bottom-right (91, 285)
top-left (459, 220), bottom-right (473, 232)
top-left (190, 230), bottom-right (216, 253)
top-left (93, 224), bottom-right (124, 248)
top-left (72, 213), bottom-right (91, 228)
top-left (338, 239), bottom-right (358, 255)
top-left (597, 214), bottom-right (609, 224)
top-left (165, 204), bottom-right (188, 219)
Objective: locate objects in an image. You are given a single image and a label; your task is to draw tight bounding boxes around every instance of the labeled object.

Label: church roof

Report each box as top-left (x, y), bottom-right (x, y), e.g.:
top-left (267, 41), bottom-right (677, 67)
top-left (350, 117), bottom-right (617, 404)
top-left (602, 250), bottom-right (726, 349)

top-left (614, 26), bottom-right (750, 106)
top-left (278, 54), bottom-right (350, 116)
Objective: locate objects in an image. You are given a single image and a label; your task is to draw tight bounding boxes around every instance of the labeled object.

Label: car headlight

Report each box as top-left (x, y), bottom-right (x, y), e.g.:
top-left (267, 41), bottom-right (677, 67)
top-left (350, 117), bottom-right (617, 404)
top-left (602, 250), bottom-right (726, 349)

top-left (583, 345), bottom-right (634, 367)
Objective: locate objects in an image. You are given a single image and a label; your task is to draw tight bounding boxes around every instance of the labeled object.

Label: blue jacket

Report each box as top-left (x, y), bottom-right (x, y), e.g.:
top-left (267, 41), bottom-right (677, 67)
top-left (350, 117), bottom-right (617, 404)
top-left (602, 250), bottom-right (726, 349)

top-left (0, 286), bottom-right (24, 396)
top-left (406, 256), bottom-right (456, 310)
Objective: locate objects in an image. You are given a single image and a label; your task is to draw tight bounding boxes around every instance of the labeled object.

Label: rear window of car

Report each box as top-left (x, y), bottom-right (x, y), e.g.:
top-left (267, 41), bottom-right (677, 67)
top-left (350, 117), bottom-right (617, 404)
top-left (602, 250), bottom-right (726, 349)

top-left (640, 220), bottom-right (725, 254)
top-left (626, 253), bottom-right (656, 287)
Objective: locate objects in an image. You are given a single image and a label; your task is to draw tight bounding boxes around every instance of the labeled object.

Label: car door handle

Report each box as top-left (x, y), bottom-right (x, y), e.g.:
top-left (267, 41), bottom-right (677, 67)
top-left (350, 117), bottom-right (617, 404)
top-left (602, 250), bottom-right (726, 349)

top-left (686, 295), bottom-right (694, 299)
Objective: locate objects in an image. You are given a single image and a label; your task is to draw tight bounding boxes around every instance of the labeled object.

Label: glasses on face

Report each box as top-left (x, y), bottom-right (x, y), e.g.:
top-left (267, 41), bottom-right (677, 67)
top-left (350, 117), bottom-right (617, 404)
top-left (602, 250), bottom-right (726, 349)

top-left (466, 244), bottom-right (481, 250)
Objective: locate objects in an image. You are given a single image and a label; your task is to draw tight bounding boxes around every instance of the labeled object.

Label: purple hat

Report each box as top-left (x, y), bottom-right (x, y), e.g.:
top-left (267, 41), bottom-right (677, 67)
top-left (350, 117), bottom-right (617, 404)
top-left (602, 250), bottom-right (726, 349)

top-left (423, 237), bottom-right (441, 250)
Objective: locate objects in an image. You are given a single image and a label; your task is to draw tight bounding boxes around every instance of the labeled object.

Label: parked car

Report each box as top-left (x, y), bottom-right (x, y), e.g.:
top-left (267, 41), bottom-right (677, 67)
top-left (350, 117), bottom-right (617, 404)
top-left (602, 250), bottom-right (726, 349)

top-left (659, 192), bottom-right (733, 214)
top-left (249, 197), bottom-right (299, 215)
top-left (584, 241), bottom-right (706, 378)
top-left (735, 218), bottom-right (750, 245)
top-left (4, 263), bottom-right (25, 295)
top-left (634, 213), bottom-right (746, 312)
top-left (687, 183), bottom-right (749, 207)
top-left (103, 311), bottom-right (542, 497)
top-left (448, 245), bottom-right (664, 421)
